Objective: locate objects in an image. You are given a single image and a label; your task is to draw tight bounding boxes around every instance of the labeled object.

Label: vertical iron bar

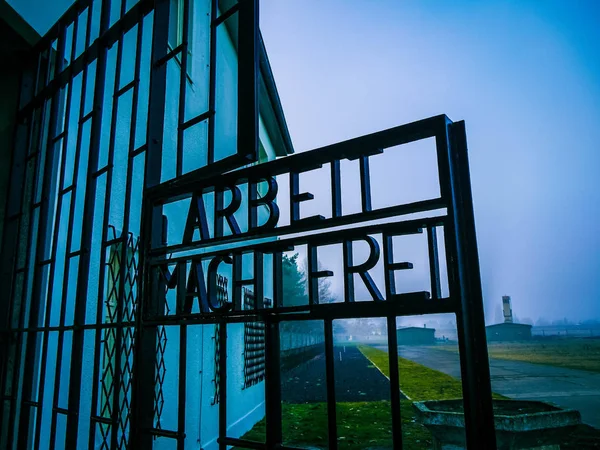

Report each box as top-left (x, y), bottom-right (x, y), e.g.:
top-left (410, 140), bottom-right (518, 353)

top-left (426, 225), bottom-right (441, 300)
top-left (112, 16), bottom-right (145, 448)
top-left (382, 229), bottom-right (403, 446)
top-left (342, 240), bottom-right (354, 303)
top-left (176, 0), bottom-right (190, 177)
top-left (382, 233), bottom-right (395, 297)
top-left (289, 172), bottom-right (300, 224)
top-left (103, 2), bottom-right (130, 447)
top-left (207, 0), bottom-right (217, 165)
top-left (272, 252), bottom-right (282, 308)
top-left (145, 0), bottom-right (170, 188)
top-left (177, 324), bottom-right (187, 450)
top-left (65, 0), bottom-right (111, 446)
top-left (18, 22), bottom-right (67, 449)
top-left (248, 179), bottom-right (258, 231)
top-left (237, 0), bottom-right (259, 163)
top-left (324, 318), bottom-right (337, 450)
top-left (214, 190), bottom-right (224, 238)
top-left (330, 160), bottom-right (341, 218)
top-left (307, 245), bottom-right (318, 306)
top-left (386, 315), bottom-right (403, 448)
top-left (254, 251), bottom-right (264, 309)
top-left (446, 120), bottom-right (496, 449)
top-left (52, 6), bottom-right (95, 449)
top-left (359, 155), bottom-right (371, 212)
top-left (32, 11), bottom-right (81, 448)
top-left (437, 118), bottom-right (475, 450)
top-left (218, 320), bottom-right (227, 450)
top-left (264, 316), bottom-right (282, 449)
top-left (130, 0), bottom-right (170, 446)
top-left (132, 206), bottom-right (161, 448)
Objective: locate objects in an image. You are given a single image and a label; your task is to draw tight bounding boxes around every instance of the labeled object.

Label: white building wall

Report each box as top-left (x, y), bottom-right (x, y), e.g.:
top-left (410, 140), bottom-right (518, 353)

top-left (34, 0), bottom-right (281, 448)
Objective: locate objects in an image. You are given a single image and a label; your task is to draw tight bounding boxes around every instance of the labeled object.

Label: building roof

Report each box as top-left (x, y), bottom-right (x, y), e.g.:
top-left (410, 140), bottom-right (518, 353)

top-left (396, 327), bottom-right (436, 333)
top-left (486, 323), bottom-right (532, 329)
top-left (0, 0), bottom-right (40, 62)
top-left (258, 33), bottom-right (294, 156)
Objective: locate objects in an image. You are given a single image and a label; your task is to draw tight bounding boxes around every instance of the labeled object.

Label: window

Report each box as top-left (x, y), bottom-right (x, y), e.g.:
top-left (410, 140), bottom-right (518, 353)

top-left (169, 0), bottom-right (194, 80)
top-left (258, 141), bottom-right (269, 164)
top-left (255, 142), bottom-right (271, 197)
top-left (243, 289), bottom-right (272, 388)
top-left (169, 0), bottom-right (185, 49)
top-left (211, 275), bottom-right (229, 404)
top-left (98, 228), bottom-right (139, 448)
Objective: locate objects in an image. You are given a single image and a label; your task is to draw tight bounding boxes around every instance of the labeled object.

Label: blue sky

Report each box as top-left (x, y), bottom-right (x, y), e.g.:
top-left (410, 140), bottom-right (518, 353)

top-left (10, 0), bottom-right (600, 322)
top-left (259, 0), bottom-right (600, 322)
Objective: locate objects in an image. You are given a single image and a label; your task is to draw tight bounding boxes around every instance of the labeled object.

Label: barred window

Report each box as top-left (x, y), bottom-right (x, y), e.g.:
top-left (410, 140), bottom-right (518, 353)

top-left (212, 275), bottom-right (228, 404)
top-left (243, 289), bottom-right (272, 388)
top-left (99, 228), bottom-right (139, 449)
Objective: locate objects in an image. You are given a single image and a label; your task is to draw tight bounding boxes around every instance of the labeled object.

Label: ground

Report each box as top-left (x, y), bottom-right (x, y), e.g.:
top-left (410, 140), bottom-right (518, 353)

top-left (281, 346), bottom-right (392, 403)
top-left (366, 345), bottom-right (600, 449)
top-left (382, 344), bottom-right (600, 429)
top-left (238, 343), bottom-right (600, 449)
top-left (242, 401), bottom-right (432, 449)
top-left (241, 346), bottom-right (434, 449)
top-left (437, 338), bottom-right (600, 373)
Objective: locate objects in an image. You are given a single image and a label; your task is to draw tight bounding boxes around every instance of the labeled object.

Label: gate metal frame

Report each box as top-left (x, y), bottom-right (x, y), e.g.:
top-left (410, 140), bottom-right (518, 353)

top-left (142, 114), bottom-right (497, 449)
top-left (0, 0), bottom-right (497, 448)
top-left (0, 0), bottom-right (261, 448)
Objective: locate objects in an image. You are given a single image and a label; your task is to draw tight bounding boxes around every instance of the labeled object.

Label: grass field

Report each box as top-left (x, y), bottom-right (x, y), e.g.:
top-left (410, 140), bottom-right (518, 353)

top-left (240, 346), bottom-right (487, 449)
top-left (242, 400), bottom-right (433, 449)
top-left (358, 345), bottom-right (506, 401)
top-left (238, 344), bottom-right (600, 449)
top-left (436, 338), bottom-right (600, 373)
top-left (358, 345), bottom-right (463, 401)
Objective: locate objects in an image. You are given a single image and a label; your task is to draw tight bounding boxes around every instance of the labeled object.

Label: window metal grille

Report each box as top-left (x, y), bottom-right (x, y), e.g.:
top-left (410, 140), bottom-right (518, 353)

top-left (153, 325), bottom-right (168, 430)
top-left (211, 275), bottom-right (228, 404)
top-left (153, 255), bottom-right (173, 430)
top-left (99, 227), bottom-right (139, 449)
top-left (243, 289), bottom-right (272, 388)
top-left (212, 323), bottom-right (221, 405)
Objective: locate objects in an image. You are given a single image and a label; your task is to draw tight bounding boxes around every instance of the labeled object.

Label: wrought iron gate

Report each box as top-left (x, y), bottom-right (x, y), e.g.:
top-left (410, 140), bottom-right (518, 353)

top-left (142, 115), bottom-right (497, 450)
top-left (0, 0), bottom-right (496, 449)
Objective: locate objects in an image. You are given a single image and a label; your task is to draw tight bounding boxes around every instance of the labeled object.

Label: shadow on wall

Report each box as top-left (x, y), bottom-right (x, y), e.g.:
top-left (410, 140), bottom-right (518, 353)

top-left (0, 3), bottom-right (40, 244)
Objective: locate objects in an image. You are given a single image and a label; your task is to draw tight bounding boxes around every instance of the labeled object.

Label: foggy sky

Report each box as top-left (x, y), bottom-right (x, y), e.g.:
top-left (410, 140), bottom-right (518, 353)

top-left (10, 0), bottom-right (600, 323)
top-left (259, 0), bottom-right (600, 323)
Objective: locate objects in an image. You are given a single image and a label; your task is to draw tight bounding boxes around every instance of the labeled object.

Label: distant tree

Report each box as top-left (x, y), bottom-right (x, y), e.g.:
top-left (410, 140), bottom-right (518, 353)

top-left (536, 317), bottom-right (550, 326)
top-left (333, 317), bottom-right (389, 339)
top-left (281, 254), bottom-right (313, 338)
top-left (280, 253), bottom-right (337, 340)
top-left (318, 269), bottom-right (336, 304)
top-left (581, 319), bottom-right (600, 325)
top-left (300, 257), bottom-right (338, 304)
top-left (366, 318), bottom-right (386, 335)
top-left (282, 253), bottom-right (307, 307)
